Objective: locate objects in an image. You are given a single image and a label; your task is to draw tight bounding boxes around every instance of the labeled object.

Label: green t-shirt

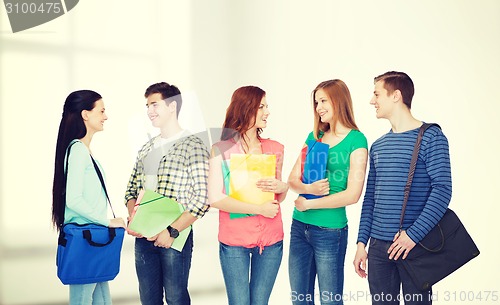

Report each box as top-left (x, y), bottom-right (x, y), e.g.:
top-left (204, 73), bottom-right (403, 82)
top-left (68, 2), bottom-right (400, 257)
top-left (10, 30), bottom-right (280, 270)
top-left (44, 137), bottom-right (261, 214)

top-left (293, 129), bottom-right (368, 228)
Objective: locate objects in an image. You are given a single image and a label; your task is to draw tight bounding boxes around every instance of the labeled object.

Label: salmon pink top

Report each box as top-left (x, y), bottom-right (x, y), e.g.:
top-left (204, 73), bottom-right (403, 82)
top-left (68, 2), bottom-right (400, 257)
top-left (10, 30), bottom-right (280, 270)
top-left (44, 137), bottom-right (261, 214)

top-left (214, 138), bottom-right (285, 252)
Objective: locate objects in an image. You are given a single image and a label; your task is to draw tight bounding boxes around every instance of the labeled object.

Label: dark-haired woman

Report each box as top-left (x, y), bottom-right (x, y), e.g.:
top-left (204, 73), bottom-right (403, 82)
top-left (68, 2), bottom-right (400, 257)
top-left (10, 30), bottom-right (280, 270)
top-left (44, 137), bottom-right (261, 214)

top-left (51, 90), bottom-right (125, 305)
top-left (208, 86), bottom-right (288, 305)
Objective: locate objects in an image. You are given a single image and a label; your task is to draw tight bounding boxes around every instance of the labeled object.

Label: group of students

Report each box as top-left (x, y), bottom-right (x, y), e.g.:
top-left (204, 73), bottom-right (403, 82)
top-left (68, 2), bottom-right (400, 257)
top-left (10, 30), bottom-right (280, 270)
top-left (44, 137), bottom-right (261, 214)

top-left (51, 70), bottom-right (452, 305)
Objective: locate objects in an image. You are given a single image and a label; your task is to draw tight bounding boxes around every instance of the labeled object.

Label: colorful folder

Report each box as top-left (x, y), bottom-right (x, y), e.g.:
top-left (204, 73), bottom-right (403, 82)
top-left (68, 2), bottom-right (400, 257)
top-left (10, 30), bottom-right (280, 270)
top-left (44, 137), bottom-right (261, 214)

top-left (127, 189), bottom-right (190, 252)
top-left (225, 154), bottom-right (276, 219)
top-left (300, 140), bottom-right (329, 199)
top-left (222, 160), bottom-right (250, 219)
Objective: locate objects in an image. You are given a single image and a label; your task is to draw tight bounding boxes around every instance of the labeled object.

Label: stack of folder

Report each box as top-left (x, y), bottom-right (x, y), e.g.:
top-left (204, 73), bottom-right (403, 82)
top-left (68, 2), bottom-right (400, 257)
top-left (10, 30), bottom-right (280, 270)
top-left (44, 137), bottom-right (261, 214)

top-left (222, 154), bottom-right (276, 219)
top-left (300, 140), bottom-right (329, 199)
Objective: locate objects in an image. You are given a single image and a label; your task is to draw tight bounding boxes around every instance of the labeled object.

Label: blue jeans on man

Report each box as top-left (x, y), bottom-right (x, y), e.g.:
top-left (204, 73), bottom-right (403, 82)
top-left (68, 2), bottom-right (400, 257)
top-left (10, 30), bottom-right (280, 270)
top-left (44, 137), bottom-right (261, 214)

top-left (219, 240), bottom-right (283, 305)
top-left (289, 219), bottom-right (348, 305)
top-left (367, 238), bottom-right (432, 305)
top-left (134, 231), bottom-right (193, 305)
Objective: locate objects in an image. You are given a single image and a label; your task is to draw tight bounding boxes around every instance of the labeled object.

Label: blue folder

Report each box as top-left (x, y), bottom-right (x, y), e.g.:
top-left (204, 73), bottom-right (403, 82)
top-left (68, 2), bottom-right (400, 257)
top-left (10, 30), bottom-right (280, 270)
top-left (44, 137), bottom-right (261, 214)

top-left (300, 140), bottom-right (329, 199)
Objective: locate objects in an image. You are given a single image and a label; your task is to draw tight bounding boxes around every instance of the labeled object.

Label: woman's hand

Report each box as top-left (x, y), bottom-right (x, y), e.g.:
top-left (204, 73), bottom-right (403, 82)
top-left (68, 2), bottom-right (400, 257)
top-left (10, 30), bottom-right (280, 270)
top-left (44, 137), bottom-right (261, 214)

top-left (294, 196), bottom-right (310, 212)
top-left (305, 178), bottom-right (329, 196)
top-left (257, 200), bottom-right (280, 218)
top-left (256, 178), bottom-right (288, 194)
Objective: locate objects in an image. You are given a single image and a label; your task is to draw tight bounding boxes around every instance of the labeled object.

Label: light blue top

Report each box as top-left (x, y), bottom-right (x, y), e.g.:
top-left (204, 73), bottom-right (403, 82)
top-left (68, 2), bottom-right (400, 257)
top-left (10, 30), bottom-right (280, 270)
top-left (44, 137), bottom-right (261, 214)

top-left (64, 140), bottom-right (109, 226)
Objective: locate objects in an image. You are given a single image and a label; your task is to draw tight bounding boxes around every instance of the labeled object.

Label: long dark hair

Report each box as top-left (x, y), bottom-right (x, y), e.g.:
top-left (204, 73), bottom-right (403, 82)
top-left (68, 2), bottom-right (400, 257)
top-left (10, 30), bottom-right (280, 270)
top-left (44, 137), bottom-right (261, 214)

top-left (220, 86), bottom-right (266, 145)
top-left (51, 90), bottom-right (102, 230)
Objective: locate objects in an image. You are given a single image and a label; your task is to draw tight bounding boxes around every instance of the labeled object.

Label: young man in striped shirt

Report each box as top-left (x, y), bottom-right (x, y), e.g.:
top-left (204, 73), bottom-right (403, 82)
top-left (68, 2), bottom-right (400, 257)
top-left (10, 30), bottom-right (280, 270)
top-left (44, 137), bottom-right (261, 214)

top-left (353, 71), bottom-right (452, 305)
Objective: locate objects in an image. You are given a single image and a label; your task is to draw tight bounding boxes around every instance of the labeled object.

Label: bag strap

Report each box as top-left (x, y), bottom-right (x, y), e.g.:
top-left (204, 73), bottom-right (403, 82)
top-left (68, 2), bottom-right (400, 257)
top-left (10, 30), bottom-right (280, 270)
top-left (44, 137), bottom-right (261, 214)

top-left (90, 156), bottom-right (116, 218)
top-left (398, 123), bottom-right (441, 231)
top-left (63, 142), bottom-right (77, 195)
top-left (83, 227), bottom-right (117, 247)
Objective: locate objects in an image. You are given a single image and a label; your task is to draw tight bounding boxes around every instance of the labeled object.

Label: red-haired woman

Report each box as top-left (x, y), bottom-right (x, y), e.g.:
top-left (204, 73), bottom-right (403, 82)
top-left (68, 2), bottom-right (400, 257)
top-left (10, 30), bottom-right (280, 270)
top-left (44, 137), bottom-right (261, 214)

top-left (208, 86), bottom-right (288, 305)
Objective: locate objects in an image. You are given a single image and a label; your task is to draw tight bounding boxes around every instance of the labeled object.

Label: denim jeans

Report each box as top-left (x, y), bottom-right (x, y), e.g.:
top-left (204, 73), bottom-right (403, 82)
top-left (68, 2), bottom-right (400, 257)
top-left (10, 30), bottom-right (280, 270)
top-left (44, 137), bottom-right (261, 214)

top-left (219, 240), bottom-right (283, 305)
top-left (134, 231), bottom-right (193, 305)
top-left (367, 238), bottom-right (432, 305)
top-left (69, 282), bottom-right (111, 305)
top-left (289, 219), bottom-right (348, 305)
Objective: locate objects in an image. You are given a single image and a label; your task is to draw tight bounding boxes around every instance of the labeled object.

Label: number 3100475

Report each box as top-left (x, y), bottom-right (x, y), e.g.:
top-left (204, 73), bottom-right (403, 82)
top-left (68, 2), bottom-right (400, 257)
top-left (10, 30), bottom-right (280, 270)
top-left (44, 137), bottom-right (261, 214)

top-left (5, 2), bottom-right (62, 14)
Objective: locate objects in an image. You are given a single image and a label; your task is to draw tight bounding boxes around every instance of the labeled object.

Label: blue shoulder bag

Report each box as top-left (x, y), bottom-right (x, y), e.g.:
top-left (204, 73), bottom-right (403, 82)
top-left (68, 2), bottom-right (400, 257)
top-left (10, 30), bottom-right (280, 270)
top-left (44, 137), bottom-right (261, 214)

top-left (56, 143), bottom-right (125, 285)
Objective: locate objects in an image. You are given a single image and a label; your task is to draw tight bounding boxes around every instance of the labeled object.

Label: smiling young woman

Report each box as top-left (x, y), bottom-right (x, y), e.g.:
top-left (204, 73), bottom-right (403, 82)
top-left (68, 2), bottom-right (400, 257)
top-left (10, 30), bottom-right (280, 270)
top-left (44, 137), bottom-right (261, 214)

top-left (287, 79), bottom-right (368, 305)
top-left (208, 85), bottom-right (289, 305)
top-left (52, 90), bottom-right (125, 305)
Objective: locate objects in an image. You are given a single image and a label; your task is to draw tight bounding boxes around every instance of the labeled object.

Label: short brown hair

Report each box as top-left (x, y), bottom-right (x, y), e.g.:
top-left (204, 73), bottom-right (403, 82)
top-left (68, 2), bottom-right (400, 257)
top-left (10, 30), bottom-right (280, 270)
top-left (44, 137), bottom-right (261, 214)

top-left (374, 71), bottom-right (414, 109)
top-left (145, 82), bottom-right (182, 117)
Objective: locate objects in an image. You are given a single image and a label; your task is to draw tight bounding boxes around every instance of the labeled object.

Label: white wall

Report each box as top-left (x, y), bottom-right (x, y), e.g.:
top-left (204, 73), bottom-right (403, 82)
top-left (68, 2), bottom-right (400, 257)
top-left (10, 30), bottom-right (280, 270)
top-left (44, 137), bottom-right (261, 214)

top-left (1, 0), bottom-right (499, 304)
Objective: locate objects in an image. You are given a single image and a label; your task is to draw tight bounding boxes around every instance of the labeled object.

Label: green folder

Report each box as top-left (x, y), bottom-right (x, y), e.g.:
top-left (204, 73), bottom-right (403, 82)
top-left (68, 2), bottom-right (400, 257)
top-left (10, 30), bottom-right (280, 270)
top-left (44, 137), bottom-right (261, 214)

top-left (128, 190), bottom-right (191, 252)
top-left (222, 160), bottom-right (254, 219)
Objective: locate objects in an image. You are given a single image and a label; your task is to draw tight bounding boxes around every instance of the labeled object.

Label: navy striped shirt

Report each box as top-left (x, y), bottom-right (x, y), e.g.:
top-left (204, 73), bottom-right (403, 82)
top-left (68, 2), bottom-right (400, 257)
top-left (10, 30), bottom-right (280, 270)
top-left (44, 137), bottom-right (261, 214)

top-left (357, 124), bottom-right (452, 244)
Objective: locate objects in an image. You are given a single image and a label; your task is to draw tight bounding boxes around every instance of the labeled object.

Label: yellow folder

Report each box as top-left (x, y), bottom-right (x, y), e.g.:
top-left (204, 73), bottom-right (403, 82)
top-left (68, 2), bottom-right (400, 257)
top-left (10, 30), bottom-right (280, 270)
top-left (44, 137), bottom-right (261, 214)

top-left (229, 154), bottom-right (276, 205)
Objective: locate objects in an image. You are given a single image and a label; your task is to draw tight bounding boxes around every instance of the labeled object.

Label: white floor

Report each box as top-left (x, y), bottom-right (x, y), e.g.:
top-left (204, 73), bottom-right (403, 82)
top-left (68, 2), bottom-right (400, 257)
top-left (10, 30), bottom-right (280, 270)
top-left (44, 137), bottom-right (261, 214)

top-left (1, 204), bottom-right (375, 305)
top-left (114, 289), bottom-right (227, 305)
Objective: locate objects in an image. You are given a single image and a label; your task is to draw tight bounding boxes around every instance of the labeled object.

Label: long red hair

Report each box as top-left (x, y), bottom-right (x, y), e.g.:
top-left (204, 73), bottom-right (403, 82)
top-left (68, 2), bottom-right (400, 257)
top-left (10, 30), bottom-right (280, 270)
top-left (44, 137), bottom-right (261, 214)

top-left (221, 86), bottom-right (266, 143)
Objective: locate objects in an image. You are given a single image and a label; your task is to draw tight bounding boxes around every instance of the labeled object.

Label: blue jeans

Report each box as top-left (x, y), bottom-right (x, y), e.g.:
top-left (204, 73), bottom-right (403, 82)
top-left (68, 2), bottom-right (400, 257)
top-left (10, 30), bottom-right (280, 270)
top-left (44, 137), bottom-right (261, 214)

top-left (134, 231), bottom-right (193, 305)
top-left (289, 219), bottom-right (348, 305)
top-left (69, 282), bottom-right (111, 305)
top-left (219, 240), bottom-right (283, 305)
top-left (367, 238), bottom-right (432, 305)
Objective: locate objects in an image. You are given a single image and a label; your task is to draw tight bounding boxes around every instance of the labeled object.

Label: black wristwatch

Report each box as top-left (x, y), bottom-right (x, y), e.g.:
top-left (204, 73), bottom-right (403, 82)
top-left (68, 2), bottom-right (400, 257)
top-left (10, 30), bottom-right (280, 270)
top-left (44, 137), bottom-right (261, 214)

top-left (167, 225), bottom-right (179, 238)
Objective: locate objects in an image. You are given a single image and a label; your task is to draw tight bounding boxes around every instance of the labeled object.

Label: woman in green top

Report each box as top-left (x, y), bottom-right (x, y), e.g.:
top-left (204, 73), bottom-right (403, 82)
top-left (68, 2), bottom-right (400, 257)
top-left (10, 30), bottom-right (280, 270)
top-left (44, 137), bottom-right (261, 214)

top-left (287, 79), bottom-right (368, 305)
